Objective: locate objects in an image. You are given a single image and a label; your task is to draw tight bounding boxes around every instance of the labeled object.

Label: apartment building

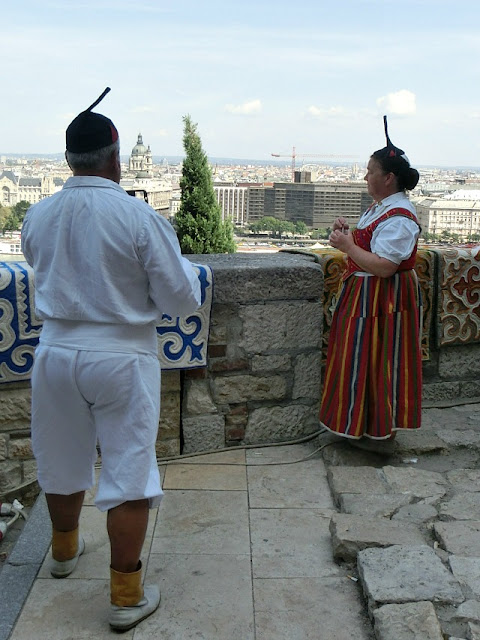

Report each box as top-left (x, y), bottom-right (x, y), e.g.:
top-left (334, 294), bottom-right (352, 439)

top-left (416, 196), bottom-right (480, 240)
top-left (262, 181), bottom-right (372, 229)
top-left (214, 183), bottom-right (248, 226)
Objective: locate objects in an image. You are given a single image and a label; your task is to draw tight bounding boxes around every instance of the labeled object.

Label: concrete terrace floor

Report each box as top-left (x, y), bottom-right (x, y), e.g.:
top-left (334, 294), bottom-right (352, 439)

top-left (2, 403), bottom-right (480, 640)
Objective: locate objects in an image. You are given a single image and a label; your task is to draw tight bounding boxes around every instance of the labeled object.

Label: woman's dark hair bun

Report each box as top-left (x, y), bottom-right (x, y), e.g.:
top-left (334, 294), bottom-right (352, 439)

top-left (405, 168), bottom-right (420, 191)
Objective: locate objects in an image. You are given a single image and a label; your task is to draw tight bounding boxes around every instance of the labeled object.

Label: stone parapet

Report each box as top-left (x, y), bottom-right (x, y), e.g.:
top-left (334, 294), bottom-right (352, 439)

top-left (183, 253), bottom-right (324, 452)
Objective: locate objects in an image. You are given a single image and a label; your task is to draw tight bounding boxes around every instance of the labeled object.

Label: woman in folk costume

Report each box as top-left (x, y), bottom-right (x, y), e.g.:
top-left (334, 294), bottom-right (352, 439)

top-left (319, 116), bottom-right (422, 449)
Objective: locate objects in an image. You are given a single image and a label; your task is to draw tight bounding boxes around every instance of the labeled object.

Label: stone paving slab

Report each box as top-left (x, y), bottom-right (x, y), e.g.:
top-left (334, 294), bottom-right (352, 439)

top-left (339, 493), bottom-right (412, 518)
top-left (468, 621), bottom-right (480, 639)
top-left (357, 545), bottom-right (464, 616)
top-left (180, 449), bottom-right (246, 464)
top-left (162, 461), bottom-right (247, 490)
top-left (247, 458), bottom-right (334, 509)
top-left (250, 508), bottom-right (339, 578)
top-left (456, 600), bottom-right (480, 624)
top-left (330, 513), bottom-right (425, 562)
top-left (434, 521), bottom-right (480, 556)
top-left (245, 442), bottom-right (324, 465)
top-left (391, 503), bottom-right (438, 524)
top-left (436, 429), bottom-right (480, 448)
top-left (447, 469), bottom-right (480, 493)
top-left (150, 489), bottom-right (250, 555)
top-left (327, 466), bottom-right (389, 502)
top-left (143, 553), bottom-right (254, 640)
top-left (449, 556), bottom-right (480, 598)
top-left (253, 576), bottom-right (375, 640)
top-left (381, 466), bottom-right (448, 499)
top-left (439, 493), bottom-right (480, 521)
top-left (394, 430), bottom-right (448, 453)
top-left (8, 578), bottom-right (120, 640)
top-left (373, 601), bottom-right (444, 640)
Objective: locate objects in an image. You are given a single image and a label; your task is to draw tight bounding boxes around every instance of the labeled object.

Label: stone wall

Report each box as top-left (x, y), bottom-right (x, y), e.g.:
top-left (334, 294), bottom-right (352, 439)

top-left (1, 249), bottom-right (480, 498)
top-left (181, 253), bottom-right (324, 453)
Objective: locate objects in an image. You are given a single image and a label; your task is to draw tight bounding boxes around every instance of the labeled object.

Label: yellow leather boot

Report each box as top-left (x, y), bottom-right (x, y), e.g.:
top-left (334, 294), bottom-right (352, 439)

top-left (109, 562), bottom-right (160, 631)
top-left (50, 526), bottom-right (85, 578)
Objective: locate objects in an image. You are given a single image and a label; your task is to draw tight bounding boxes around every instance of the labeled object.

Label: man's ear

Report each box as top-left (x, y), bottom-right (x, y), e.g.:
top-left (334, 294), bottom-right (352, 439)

top-left (109, 150), bottom-right (118, 167)
top-left (65, 151), bottom-right (72, 170)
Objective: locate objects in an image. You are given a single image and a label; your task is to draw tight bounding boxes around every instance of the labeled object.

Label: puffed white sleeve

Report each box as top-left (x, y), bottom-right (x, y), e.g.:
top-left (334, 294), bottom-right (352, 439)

top-left (138, 210), bottom-right (201, 317)
top-left (371, 216), bottom-right (420, 264)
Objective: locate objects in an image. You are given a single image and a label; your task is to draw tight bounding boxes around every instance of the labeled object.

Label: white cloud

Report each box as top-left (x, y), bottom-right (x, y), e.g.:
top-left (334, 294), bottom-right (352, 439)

top-left (307, 105), bottom-right (349, 118)
top-left (225, 100), bottom-right (262, 115)
top-left (376, 90), bottom-right (416, 116)
top-left (155, 129), bottom-right (168, 137)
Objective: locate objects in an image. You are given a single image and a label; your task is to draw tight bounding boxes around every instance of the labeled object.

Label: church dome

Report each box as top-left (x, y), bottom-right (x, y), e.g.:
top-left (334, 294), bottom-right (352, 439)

top-left (131, 133), bottom-right (147, 156)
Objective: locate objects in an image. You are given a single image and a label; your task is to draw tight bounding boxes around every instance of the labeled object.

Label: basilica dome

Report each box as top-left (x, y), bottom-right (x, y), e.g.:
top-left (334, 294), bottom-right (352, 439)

top-left (131, 133), bottom-right (147, 156)
top-left (129, 133), bottom-right (153, 177)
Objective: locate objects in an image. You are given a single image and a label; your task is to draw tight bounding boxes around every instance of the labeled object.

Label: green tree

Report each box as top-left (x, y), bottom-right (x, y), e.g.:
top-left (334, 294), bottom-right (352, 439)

top-left (176, 116), bottom-right (235, 254)
top-left (0, 205), bottom-right (11, 232)
top-left (311, 228), bottom-right (330, 239)
top-left (12, 200), bottom-right (30, 224)
top-left (1, 200), bottom-right (30, 233)
top-left (248, 216), bottom-right (295, 239)
top-left (294, 220), bottom-right (308, 236)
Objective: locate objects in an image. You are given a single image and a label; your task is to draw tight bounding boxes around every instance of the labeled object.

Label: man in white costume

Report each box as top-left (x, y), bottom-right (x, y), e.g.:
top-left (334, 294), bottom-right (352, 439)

top-left (21, 88), bottom-right (201, 631)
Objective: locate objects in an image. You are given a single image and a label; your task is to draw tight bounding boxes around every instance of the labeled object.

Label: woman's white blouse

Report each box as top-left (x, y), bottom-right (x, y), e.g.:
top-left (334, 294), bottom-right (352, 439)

top-left (357, 192), bottom-right (420, 265)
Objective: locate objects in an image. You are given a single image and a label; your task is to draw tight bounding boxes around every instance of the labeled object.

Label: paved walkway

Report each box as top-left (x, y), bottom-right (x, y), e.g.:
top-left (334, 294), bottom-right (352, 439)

top-left (2, 403), bottom-right (480, 639)
top-left (1, 441), bottom-right (375, 640)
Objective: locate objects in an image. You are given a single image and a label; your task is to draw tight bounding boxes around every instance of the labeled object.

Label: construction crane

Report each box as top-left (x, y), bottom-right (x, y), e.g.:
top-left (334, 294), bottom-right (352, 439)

top-left (271, 146), bottom-right (359, 181)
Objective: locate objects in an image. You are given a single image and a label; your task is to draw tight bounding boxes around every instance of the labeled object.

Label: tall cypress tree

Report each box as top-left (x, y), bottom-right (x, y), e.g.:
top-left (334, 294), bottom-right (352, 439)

top-left (176, 115), bottom-right (236, 254)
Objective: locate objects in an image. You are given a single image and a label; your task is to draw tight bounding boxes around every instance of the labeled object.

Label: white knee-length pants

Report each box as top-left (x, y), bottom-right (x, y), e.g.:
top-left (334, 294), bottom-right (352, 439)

top-left (31, 344), bottom-right (163, 511)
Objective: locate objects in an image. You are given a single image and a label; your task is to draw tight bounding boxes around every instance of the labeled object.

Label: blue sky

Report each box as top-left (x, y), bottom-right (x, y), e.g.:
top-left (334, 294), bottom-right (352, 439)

top-left (2, 0), bottom-right (479, 167)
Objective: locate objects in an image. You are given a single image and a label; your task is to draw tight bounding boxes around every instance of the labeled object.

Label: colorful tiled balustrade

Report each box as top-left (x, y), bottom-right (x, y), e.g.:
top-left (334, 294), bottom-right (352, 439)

top-left (0, 261), bottom-right (213, 384)
top-left (284, 246), bottom-right (480, 363)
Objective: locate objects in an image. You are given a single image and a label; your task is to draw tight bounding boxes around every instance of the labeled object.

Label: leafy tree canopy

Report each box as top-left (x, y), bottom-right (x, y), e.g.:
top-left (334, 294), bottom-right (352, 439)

top-left (1, 200), bottom-right (30, 233)
top-left (248, 217), bottom-right (297, 238)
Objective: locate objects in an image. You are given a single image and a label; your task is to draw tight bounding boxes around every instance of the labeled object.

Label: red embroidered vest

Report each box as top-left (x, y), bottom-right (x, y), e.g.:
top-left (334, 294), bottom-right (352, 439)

top-left (342, 208), bottom-right (419, 281)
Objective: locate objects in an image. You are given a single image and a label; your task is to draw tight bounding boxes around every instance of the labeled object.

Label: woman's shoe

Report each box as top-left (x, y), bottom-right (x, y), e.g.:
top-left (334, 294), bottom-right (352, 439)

top-left (347, 436), bottom-right (396, 455)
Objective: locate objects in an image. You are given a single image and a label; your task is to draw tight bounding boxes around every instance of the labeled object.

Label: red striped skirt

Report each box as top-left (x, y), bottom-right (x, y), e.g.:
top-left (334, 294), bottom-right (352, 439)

top-left (319, 270), bottom-right (422, 439)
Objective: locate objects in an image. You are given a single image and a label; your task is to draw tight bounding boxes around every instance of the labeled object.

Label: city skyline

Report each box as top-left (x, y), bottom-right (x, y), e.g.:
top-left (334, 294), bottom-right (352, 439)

top-left (2, 1), bottom-right (479, 167)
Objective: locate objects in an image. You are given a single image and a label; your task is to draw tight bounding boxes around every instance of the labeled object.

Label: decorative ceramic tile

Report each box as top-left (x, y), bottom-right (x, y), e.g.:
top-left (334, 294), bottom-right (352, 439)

top-left (436, 246), bottom-right (480, 347)
top-left (0, 262), bottom-right (213, 384)
top-left (0, 261), bottom-right (41, 383)
top-left (415, 248), bottom-right (436, 361)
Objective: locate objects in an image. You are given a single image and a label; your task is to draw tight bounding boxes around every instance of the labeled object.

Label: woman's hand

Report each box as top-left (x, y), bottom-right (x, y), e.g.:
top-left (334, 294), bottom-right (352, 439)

top-left (332, 217), bottom-right (349, 233)
top-left (329, 228), bottom-right (354, 253)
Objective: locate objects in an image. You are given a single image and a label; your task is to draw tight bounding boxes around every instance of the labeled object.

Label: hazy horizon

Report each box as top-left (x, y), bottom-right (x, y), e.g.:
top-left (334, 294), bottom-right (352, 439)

top-left (1, 151), bottom-right (480, 173)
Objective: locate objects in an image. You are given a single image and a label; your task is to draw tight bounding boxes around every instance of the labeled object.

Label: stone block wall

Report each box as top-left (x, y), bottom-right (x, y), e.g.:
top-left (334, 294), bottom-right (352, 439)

top-left (181, 253), bottom-right (324, 453)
